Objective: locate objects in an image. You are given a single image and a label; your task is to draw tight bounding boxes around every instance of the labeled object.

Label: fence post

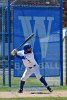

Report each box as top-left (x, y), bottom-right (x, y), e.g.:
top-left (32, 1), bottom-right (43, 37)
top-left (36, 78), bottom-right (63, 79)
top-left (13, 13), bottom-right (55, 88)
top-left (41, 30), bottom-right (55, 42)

top-left (2, 6), bottom-right (5, 86)
top-left (7, 0), bottom-right (11, 87)
top-left (60, 0), bottom-right (63, 86)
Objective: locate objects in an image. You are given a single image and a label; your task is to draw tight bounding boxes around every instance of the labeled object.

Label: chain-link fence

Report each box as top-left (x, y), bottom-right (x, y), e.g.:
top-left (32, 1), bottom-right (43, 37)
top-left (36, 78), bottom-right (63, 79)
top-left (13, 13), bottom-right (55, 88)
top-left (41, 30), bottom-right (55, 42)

top-left (0, 0), bottom-right (63, 90)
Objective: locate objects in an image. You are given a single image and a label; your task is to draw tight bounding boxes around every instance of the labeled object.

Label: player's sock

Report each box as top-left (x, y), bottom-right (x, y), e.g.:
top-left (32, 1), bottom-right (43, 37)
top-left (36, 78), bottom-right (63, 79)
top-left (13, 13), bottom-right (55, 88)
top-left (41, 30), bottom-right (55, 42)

top-left (18, 81), bottom-right (25, 93)
top-left (40, 76), bottom-right (48, 86)
top-left (40, 76), bottom-right (53, 92)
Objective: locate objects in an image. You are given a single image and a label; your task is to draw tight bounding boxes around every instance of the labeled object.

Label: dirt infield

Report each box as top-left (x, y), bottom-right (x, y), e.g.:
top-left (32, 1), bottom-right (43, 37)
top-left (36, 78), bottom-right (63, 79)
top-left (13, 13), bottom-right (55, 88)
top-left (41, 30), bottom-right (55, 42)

top-left (0, 90), bottom-right (67, 98)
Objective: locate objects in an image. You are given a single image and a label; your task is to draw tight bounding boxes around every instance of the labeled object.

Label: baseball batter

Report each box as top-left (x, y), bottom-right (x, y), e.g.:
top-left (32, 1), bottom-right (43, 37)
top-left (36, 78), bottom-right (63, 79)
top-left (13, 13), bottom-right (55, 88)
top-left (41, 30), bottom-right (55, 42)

top-left (11, 43), bottom-right (53, 93)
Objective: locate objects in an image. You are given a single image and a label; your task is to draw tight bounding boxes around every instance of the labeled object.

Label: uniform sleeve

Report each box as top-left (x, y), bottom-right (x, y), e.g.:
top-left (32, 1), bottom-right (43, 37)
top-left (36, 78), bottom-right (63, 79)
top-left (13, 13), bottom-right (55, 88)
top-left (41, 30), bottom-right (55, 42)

top-left (16, 50), bottom-right (25, 59)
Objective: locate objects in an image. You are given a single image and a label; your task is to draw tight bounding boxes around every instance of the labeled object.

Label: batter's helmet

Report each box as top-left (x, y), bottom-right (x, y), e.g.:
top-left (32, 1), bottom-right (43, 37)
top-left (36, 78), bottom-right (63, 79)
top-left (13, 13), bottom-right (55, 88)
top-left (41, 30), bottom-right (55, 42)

top-left (24, 43), bottom-right (31, 53)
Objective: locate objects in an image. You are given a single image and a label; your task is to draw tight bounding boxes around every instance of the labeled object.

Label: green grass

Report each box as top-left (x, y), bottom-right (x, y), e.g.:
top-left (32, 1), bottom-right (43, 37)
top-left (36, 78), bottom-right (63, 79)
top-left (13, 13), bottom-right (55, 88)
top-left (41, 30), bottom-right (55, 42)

top-left (0, 77), bottom-right (43, 91)
top-left (0, 76), bottom-right (42, 86)
top-left (0, 76), bottom-right (67, 91)
top-left (0, 76), bottom-right (43, 86)
top-left (0, 74), bottom-right (67, 99)
top-left (0, 85), bottom-right (67, 91)
top-left (0, 74), bottom-right (67, 91)
top-left (0, 77), bottom-right (67, 99)
top-left (0, 97), bottom-right (67, 100)
top-left (54, 85), bottom-right (67, 90)
top-left (0, 86), bottom-right (67, 91)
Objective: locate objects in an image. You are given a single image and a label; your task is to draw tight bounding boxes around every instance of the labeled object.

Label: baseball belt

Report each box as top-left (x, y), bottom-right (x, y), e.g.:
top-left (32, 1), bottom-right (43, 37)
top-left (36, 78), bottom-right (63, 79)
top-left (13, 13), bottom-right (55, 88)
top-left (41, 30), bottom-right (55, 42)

top-left (29, 64), bottom-right (36, 69)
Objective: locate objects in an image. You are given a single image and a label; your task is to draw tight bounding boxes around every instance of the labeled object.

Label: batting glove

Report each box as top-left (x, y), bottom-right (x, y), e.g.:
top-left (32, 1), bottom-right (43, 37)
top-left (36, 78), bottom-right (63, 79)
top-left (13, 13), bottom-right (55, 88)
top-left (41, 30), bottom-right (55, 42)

top-left (11, 49), bottom-right (17, 56)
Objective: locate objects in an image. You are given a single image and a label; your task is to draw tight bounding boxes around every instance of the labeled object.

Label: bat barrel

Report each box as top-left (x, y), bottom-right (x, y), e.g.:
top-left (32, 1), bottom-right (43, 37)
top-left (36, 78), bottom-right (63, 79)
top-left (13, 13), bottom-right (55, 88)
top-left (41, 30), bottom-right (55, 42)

top-left (17, 33), bottom-right (34, 50)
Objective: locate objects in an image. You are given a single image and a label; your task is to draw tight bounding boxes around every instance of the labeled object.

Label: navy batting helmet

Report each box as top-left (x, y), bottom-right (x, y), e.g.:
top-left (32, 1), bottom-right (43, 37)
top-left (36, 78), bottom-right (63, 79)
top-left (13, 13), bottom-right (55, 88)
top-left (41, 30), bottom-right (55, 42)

top-left (24, 43), bottom-right (32, 53)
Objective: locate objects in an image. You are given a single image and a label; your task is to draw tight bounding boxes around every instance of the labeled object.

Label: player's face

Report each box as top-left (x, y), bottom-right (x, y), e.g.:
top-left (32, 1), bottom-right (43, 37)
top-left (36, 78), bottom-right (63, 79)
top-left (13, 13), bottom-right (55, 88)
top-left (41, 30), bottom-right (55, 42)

top-left (27, 48), bottom-right (32, 52)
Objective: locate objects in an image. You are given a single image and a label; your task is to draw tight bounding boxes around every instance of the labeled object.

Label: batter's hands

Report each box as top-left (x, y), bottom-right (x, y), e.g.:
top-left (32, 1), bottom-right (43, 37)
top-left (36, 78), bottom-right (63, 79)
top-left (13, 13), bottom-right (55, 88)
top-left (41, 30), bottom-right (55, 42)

top-left (11, 48), bottom-right (17, 56)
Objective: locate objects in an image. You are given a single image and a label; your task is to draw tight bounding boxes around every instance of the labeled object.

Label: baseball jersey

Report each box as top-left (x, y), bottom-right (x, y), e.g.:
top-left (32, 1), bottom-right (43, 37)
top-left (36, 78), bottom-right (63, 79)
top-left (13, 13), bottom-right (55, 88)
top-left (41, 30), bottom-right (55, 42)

top-left (17, 50), bottom-right (38, 68)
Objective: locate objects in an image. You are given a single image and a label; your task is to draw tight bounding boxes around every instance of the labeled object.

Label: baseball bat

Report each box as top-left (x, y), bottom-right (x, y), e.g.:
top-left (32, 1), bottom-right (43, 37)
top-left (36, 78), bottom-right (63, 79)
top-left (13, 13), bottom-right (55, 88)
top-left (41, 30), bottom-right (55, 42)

top-left (16, 33), bottom-right (34, 50)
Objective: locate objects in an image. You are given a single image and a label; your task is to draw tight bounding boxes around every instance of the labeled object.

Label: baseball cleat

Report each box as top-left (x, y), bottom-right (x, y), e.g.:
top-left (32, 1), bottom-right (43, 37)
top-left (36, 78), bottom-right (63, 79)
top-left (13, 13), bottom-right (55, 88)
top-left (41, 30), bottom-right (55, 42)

top-left (47, 86), bottom-right (53, 92)
top-left (18, 89), bottom-right (23, 93)
top-left (49, 89), bottom-right (53, 92)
